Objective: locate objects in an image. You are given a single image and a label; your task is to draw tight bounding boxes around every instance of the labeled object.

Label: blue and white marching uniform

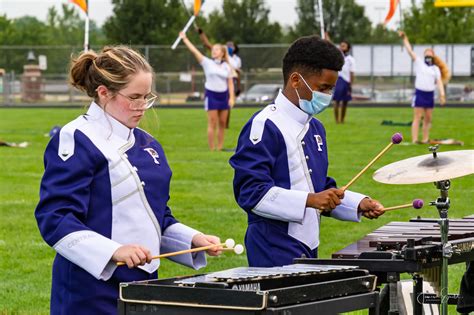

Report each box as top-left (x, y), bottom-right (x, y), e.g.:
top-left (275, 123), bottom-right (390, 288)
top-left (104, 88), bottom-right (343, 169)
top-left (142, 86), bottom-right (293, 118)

top-left (412, 57), bottom-right (441, 108)
top-left (229, 91), bottom-right (365, 267)
top-left (333, 54), bottom-right (355, 102)
top-left (201, 56), bottom-right (232, 111)
top-left (35, 103), bottom-right (206, 315)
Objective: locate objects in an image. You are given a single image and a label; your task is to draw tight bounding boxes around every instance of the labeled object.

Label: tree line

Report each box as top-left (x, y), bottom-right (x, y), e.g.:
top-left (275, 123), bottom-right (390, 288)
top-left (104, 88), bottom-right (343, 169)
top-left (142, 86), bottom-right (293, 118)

top-left (1, 0), bottom-right (473, 47)
top-left (0, 0), bottom-right (472, 74)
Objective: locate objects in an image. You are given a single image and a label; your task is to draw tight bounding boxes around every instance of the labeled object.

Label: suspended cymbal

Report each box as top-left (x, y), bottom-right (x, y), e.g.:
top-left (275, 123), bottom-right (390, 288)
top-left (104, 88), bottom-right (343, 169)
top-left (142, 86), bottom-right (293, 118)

top-left (373, 150), bottom-right (474, 184)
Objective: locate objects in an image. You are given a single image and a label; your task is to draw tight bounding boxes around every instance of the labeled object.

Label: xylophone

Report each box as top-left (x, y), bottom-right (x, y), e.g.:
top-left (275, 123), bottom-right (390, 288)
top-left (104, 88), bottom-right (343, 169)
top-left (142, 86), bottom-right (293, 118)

top-left (296, 216), bottom-right (474, 315)
top-left (118, 264), bottom-right (379, 314)
top-left (333, 217), bottom-right (474, 262)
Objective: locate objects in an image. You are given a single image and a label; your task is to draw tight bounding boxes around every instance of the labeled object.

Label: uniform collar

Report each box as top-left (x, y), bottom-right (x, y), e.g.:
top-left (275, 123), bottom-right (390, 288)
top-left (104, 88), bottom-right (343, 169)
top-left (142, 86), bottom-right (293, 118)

top-left (275, 90), bottom-right (311, 125)
top-left (86, 102), bottom-right (134, 141)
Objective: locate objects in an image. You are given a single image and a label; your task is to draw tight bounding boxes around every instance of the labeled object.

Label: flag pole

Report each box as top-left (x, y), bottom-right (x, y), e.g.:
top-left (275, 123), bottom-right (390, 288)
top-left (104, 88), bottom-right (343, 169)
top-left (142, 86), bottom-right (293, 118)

top-left (318, 0), bottom-right (325, 38)
top-left (398, 0), bottom-right (403, 29)
top-left (69, 0), bottom-right (89, 51)
top-left (398, 0), bottom-right (403, 51)
top-left (171, 15), bottom-right (196, 50)
top-left (84, 12), bottom-right (89, 52)
top-left (171, 0), bottom-right (204, 50)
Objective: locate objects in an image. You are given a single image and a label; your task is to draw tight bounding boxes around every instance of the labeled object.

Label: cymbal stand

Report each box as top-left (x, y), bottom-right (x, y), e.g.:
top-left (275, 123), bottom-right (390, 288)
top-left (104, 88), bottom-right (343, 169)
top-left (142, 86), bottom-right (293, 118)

top-left (428, 145), bottom-right (452, 315)
top-left (430, 177), bottom-right (451, 315)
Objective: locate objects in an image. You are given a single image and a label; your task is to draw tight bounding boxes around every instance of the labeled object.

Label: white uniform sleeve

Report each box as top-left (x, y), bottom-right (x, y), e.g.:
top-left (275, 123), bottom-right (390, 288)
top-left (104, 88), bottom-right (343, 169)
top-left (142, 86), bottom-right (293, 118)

top-left (200, 56), bottom-right (213, 73)
top-left (330, 190), bottom-right (366, 222)
top-left (414, 57), bottom-right (423, 75)
top-left (53, 230), bottom-right (122, 281)
top-left (229, 57), bottom-right (237, 69)
top-left (232, 55), bottom-right (242, 69)
top-left (349, 57), bottom-right (356, 73)
top-left (236, 55), bottom-right (242, 69)
top-left (226, 63), bottom-right (234, 79)
top-left (161, 223), bottom-right (206, 270)
top-left (253, 187), bottom-right (308, 223)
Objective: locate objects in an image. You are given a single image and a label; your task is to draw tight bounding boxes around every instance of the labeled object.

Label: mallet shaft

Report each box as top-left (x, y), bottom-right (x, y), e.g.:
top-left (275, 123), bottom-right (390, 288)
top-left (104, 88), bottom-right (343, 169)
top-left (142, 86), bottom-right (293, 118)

top-left (116, 241), bottom-right (224, 266)
top-left (342, 142), bottom-right (394, 191)
top-left (382, 203), bottom-right (413, 211)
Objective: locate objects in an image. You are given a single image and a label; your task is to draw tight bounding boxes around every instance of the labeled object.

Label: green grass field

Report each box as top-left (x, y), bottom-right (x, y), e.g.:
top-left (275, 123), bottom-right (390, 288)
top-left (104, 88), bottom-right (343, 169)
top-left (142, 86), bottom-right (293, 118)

top-left (0, 105), bottom-right (473, 314)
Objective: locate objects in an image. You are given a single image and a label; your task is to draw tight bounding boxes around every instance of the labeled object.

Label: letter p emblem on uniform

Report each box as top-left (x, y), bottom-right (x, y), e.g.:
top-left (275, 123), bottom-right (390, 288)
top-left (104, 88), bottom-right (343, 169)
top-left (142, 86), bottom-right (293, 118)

top-left (144, 148), bottom-right (160, 165)
top-left (314, 135), bottom-right (323, 152)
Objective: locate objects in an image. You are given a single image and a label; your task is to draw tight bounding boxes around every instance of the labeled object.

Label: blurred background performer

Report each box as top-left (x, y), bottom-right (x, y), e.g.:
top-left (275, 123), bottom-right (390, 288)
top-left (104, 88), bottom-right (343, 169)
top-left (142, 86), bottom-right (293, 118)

top-left (333, 40), bottom-right (355, 124)
top-left (35, 46), bottom-right (222, 315)
top-left (226, 41), bottom-right (242, 97)
top-left (197, 27), bottom-right (242, 129)
top-left (225, 41), bottom-right (242, 129)
top-left (399, 31), bottom-right (449, 144)
top-left (180, 31), bottom-right (234, 151)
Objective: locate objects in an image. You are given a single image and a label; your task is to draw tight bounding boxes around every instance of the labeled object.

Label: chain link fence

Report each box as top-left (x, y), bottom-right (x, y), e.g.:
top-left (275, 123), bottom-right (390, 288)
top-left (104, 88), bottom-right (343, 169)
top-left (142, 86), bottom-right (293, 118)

top-left (1, 44), bottom-right (473, 106)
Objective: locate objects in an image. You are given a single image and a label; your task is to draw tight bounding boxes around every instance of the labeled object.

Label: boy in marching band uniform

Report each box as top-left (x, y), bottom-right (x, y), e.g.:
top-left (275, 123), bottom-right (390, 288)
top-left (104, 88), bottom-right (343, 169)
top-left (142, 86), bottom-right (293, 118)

top-left (230, 36), bottom-right (384, 267)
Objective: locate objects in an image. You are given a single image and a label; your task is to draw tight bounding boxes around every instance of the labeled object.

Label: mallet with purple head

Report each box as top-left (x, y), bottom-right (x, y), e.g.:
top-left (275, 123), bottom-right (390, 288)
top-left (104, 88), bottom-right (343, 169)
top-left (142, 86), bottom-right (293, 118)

top-left (412, 199), bottom-right (424, 209)
top-left (341, 132), bottom-right (403, 191)
top-left (391, 132), bottom-right (403, 144)
top-left (383, 199), bottom-right (424, 212)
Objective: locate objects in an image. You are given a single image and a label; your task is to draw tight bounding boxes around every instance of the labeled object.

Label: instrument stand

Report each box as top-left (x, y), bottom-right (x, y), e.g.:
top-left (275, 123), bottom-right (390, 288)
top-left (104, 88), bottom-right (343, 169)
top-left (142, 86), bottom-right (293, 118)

top-left (430, 179), bottom-right (451, 315)
top-left (378, 272), bottom-right (401, 315)
top-left (413, 274), bottom-right (423, 315)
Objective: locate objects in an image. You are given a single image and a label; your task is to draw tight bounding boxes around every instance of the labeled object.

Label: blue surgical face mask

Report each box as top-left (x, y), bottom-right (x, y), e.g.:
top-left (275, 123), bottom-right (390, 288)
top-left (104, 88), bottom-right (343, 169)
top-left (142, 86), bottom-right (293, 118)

top-left (295, 73), bottom-right (333, 115)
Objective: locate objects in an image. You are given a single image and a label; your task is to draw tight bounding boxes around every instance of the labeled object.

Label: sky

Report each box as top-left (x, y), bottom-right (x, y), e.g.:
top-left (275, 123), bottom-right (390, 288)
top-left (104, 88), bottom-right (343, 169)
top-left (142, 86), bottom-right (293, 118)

top-left (1, 0), bottom-right (419, 29)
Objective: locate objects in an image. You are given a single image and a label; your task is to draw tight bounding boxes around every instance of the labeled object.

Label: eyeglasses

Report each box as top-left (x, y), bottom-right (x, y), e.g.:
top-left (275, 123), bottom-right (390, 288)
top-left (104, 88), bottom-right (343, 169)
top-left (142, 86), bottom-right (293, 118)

top-left (116, 91), bottom-right (158, 110)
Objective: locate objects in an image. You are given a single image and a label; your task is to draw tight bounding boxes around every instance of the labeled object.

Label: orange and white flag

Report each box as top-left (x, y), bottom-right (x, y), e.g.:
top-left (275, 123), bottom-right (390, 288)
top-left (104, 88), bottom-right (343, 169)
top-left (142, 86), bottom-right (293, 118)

top-left (384, 0), bottom-right (399, 25)
top-left (194, 0), bottom-right (204, 16)
top-left (70, 0), bottom-right (88, 14)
